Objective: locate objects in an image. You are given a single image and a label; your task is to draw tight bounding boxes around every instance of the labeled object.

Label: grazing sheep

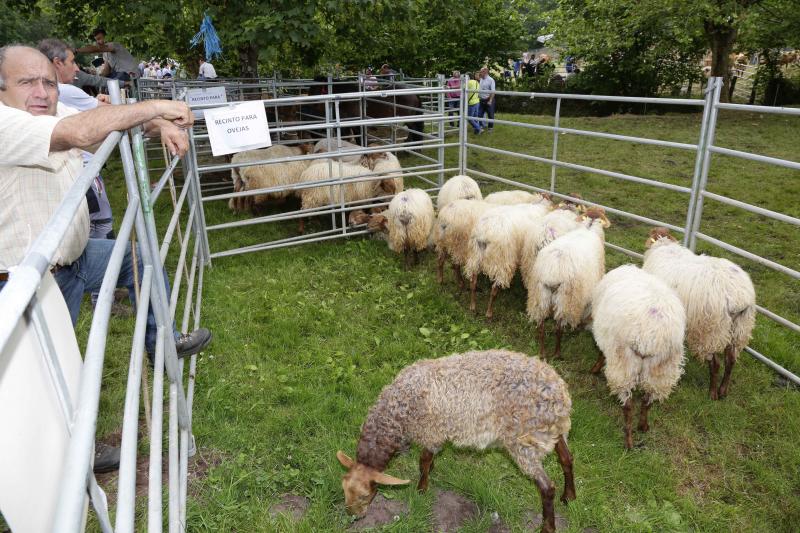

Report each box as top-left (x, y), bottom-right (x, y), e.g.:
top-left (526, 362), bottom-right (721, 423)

top-left (229, 144), bottom-right (313, 212)
top-left (337, 349), bottom-right (575, 533)
top-left (527, 207), bottom-right (610, 357)
top-left (484, 189), bottom-right (553, 208)
top-left (437, 175), bottom-right (482, 209)
top-left (298, 157), bottom-right (384, 233)
top-left (642, 228), bottom-right (756, 400)
top-left (382, 189), bottom-right (434, 266)
top-left (433, 199), bottom-right (494, 290)
top-left (590, 265), bottom-right (686, 449)
top-left (465, 203), bottom-right (551, 319)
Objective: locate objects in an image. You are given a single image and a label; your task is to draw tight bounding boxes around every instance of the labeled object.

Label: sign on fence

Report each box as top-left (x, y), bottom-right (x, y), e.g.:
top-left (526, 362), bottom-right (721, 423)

top-left (187, 86), bottom-right (228, 119)
top-left (204, 100), bottom-right (272, 156)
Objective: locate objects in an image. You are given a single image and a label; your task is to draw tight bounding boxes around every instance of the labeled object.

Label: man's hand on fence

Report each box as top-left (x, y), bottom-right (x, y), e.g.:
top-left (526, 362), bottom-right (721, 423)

top-left (159, 122), bottom-right (190, 157)
top-left (153, 100), bottom-right (194, 128)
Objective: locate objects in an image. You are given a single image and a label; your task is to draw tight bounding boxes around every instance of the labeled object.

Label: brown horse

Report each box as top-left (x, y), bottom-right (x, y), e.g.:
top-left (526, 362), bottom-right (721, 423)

top-left (304, 78), bottom-right (425, 144)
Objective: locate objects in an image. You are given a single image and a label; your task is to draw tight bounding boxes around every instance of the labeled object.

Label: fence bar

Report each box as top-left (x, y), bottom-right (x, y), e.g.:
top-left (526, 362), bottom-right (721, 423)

top-left (756, 305), bottom-right (800, 334)
top-left (683, 81), bottom-right (716, 246)
top-left (211, 229), bottom-right (371, 259)
top-left (716, 102), bottom-right (800, 116)
top-left (701, 190), bottom-right (800, 226)
top-left (151, 156), bottom-right (182, 204)
top-left (148, 328), bottom-right (166, 531)
top-left (605, 242), bottom-right (644, 259)
top-left (693, 231), bottom-right (800, 279)
top-left (744, 347), bottom-right (800, 386)
top-left (484, 88), bottom-right (705, 106)
top-left (550, 98), bottom-right (562, 192)
top-left (115, 265), bottom-right (153, 533)
top-left (707, 145), bottom-right (800, 171)
top-left (466, 142), bottom-right (692, 193)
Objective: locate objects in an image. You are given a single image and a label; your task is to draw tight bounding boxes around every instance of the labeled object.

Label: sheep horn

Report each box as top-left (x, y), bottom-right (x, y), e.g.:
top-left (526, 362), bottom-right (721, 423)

top-left (370, 471), bottom-right (411, 486)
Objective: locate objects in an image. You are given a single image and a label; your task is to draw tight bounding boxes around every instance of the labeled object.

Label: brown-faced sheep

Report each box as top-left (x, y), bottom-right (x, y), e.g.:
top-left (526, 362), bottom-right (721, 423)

top-left (337, 349), bottom-right (575, 533)
top-left (228, 144), bottom-right (313, 213)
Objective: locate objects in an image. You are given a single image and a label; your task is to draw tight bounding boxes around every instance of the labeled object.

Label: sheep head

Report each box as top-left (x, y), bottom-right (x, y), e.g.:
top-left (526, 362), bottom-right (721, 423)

top-left (582, 206), bottom-right (610, 228)
top-left (348, 209), bottom-right (370, 227)
top-left (556, 192), bottom-right (584, 213)
top-left (298, 143), bottom-right (314, 154)
top-left (646, 227), bottom-right (677, 248)
top-left (337, 451), bottom-right (409, 517)
top-left (367, 213), bottom-right (388, 233)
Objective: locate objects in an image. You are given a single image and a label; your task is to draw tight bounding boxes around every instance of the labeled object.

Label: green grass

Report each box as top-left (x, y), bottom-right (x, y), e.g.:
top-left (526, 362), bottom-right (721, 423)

top-left (86, 110), bottom-right (799, 532)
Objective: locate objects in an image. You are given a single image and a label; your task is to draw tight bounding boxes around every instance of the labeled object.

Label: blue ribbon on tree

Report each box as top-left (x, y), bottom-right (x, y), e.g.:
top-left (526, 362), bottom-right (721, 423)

top-left (190, 13), bottom-right (223, 61)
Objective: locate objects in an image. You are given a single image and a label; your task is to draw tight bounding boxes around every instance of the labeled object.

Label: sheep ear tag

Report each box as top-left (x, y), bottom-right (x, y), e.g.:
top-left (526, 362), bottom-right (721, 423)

top-left (370, 471), bottom-right (411, 486)
top-left (337, 450), bottom-right (355, 469)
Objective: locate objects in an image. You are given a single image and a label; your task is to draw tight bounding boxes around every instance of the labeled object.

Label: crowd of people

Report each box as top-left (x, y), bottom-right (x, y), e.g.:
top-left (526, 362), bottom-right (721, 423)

top-left (0, 42), bottom-right (215, 474)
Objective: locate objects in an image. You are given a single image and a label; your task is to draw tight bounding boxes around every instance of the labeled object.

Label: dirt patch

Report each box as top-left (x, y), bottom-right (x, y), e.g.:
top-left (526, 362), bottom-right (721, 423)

top-left (487, 511), bottom-right (512, 533)
top-left (349, 493), bottom-right (408, 531)
top-left (433, 490), bottom-right (479, 532)
top-left (268, 494), bottom-right (311, 521)
top-left (523, 510), bottom-right (569, 531)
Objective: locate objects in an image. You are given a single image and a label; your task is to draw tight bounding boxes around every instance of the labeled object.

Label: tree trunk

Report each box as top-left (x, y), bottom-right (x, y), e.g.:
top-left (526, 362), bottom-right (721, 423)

top-left (705, 20), bottom-right (738, 103)
top-left (238, 42), bottom-right (259, 78)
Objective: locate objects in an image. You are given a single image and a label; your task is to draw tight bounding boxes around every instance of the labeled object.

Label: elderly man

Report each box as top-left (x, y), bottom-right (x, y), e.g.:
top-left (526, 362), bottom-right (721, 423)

top-left (0, 45), bottom-right (213, 469)
top-left (478, 67), bottom-right (496, 133)
top-left (76, 27), bottom-right (138, 81)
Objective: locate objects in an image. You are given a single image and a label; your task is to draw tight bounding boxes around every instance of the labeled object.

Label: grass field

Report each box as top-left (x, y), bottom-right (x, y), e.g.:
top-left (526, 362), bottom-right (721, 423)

top-left (84, 108), bottom-right (799, 532)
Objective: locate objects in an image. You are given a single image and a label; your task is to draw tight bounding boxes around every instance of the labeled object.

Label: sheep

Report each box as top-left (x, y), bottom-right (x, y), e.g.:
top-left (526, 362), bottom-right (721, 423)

top-left (520, 206), bottom-right (585, 291)
top-left (312, 138), bottom-right (363, 163)
top-left (465, 203), bottom-right (551, 319)
top-left (381, 188), bottom-right (435, 266)
top-left (484, 189), bottom-right (553, 208)
top-left (433, 199), bottom-right (494, 290)
top-left (368, 150), bottom-right (404, 197)
top-left (526, 207), bottom-right (610, 357)
top-left (229, 143), bottom-right (313, 213)
top-left (436, 175), bottom-right (482, 209)
top-left (642, 227), bottom-right (756, 400)
top-left (336, 349), bottom-right (575, 533)
top-left (298, 156), bottom-right (389, 233)
top-left (590, 265), bottom-right (686, 449)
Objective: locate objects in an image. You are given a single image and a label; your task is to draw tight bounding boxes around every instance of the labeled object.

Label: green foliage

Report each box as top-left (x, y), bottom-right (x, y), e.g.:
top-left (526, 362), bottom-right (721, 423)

top-left (0, 0), bottom-right (57, 45)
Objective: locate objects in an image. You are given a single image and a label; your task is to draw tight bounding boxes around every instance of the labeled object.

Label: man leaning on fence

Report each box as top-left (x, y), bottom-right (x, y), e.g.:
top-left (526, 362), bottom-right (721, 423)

top-left (0, 45), bottom-right (213, 470)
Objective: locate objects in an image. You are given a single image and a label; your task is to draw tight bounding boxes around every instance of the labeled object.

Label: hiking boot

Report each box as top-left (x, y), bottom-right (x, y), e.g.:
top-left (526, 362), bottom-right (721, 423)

top-left (175, 328), bottom-right (213, 358)
top-left (94, 442), bottom-right (120, 474)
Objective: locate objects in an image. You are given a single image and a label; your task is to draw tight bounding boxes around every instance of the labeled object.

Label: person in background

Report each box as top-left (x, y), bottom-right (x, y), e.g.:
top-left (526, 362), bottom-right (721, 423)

top-left (445, 70), bottom-right (461, 127)
top-left (75, 27), bottom-right (138, 82)
top-left (198, 57), bottom-right (217, 80)
top-left (363, 67), bottom-right (378, 90)
top-left (478, 67), bottom-right (496, 133)
top-left (466, 71), bottom-right (482, 135)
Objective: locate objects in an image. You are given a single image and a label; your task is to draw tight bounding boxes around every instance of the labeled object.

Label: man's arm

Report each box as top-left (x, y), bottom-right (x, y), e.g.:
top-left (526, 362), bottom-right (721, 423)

top-left (144, 119), bottom-right (189, 157)
top-left (75, 69), bottom-right (110, 90)
top-left (50, 100), bottom-right (193, 152)
top-left (75, 44), bottom-right (114, 54)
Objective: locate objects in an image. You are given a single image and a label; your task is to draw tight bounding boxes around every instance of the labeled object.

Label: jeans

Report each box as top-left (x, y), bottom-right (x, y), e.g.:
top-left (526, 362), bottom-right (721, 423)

top-left (468, 103), bottom-right (482, 133)
top-left (479, 99), bottom-right (495, 130)
top-left (446, 99), bottom-right (460, 126)
top-left (0, 239), bottom-right (175, 353)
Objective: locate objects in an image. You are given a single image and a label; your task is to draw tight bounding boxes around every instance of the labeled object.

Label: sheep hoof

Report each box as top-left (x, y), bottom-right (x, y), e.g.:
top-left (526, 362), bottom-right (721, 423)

top-left (709, 389), bottom-right (719, 401)
top-left (638, 422), bottom-right (650, 433)
top-left (416, 481), bottom-right (428, 493)
top-left (560, 491), bottom-right (576, 505)
top-left (717, 385), bottom-right (728, 399)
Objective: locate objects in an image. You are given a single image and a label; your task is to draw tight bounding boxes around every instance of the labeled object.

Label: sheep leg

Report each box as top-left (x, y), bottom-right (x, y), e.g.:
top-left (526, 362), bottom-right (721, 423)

top-left (417, 449), bottom-right (435, 492)
top-left (298, 217), bottom-right (305, 234)
top-left (718, 345), bottom-right (736, 399)
top-left (453, 262), bottom-right (466, 292)
top-left (436, 254), bottom-right (446, 284)
top-left (531, 466), bottom-right (557, 533)
top-left (404, 249), bottom-right (411, 269)
top-left (623, 398), bottom-right (634, 450)
top-left (469, 274), bottom-right (478, 312)
top-left (538, 322), bottom-right (546, 357)
top-left (638, 394), bottom-right (652, 432)
top-left (553, 322), bottom-right (563, 358)
top-left (555, 436), bottom-right (576, 504)
top-left (708, 355), bottom-right (720, 401)
top-left (485, 284), bottom-right (500, 320)
top-left (590, 353), bottom-right (605, 374)
top-left (412, 249), bottom-right (419, 266)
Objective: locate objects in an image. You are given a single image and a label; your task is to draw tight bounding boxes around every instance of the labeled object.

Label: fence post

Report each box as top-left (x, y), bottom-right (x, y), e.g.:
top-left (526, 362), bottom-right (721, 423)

top-left (437, 73), bottom-right (446, 187)
top-left (185, 91), bottom-right (212, 266)
top-left (688, 77), bottom-right (723, 251)
top-left (550, 97), bottom-right (562, 193)
top-left (458, 74), bottom-right (468, 176)
top-left (682, 77), bottom-right (717, 247)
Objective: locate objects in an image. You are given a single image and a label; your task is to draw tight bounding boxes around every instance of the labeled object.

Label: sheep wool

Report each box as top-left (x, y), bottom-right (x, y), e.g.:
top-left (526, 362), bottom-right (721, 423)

top-left (299, 160), bottom-right (382, 210)
top-left (312, 139), bottom-right (363, 163)
top-left (642, 229), bottom-right (755, 399)
top-left (339, 350), bottom-right (575, 532)
top-left (520, 207), bottom-right (583, 290)
top-left (437, 175), bottom-right (482, 210)
top-left (433, 199), bottom-right (494, 286)
top-left (484, 189), bottom-right (552, 208)
top-left (386, 188), bottom-right (434, 255)
top-left (371, 151), bottom-right (404, 196)
top-left (229, 144), bottom-right (311, 211)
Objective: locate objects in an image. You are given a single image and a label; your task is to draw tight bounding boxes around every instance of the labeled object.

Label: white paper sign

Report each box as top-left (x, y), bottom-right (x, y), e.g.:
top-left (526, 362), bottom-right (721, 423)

top-left (204, 100), bottom-right (272, 157)
top-left (186, 86), bottom-right (227, 119)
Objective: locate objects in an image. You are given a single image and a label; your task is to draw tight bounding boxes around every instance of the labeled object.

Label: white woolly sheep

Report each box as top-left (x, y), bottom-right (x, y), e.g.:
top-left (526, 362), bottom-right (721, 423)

top-left (527, 207), bottom-right (610, 357)
top-left (520, 207), bottom-right (585, 292)
top-left (368, 150), bottom-right (404, 197)
top-left (381, 188), bottom-right (435, 266)
top-left (465, 203), bottom-right (551, 319)
top-left (312, 138), bottom-right (363, 163)
top-left (337, 349), bottom-right (575, 533)
top-left (590, 264), bottom-right (686, 449)
top-left (433, 199), bottom-right (494, 290)
top-left (642, 227), bottom-right (756, 400)
top-left (484, 189), bottom-right (553, 208)
top-left (436, 175), bottom-right (482, 210)
top-left (229, 144), bottom-right (312, 213)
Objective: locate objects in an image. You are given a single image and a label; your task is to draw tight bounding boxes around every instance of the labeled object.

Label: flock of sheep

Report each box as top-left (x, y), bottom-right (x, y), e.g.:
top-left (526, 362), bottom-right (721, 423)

top-left (225, 149), bottom-right (757, 532)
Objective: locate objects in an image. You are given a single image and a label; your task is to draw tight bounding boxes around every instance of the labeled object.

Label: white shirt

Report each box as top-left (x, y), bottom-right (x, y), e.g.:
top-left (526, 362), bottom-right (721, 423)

top-left (0, 103), bottom-right (89, 269)
top-left (478, 75), bottom-right (496, 100)
top-left (198, 62), bottom-right (217, 79)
